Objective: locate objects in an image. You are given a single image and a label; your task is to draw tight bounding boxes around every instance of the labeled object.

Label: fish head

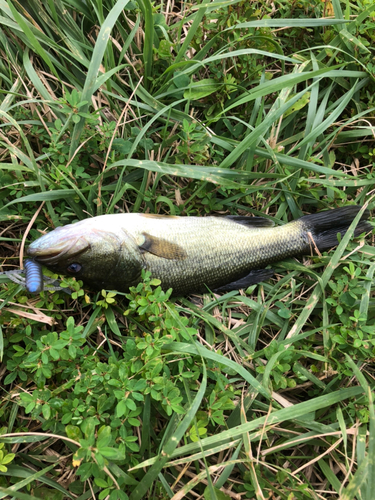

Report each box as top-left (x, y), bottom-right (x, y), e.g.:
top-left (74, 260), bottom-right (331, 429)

top-left (27, 219), bottom-right (144, 291)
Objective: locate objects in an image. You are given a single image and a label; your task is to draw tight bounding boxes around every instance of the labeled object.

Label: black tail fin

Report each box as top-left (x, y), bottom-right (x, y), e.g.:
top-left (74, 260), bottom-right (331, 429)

top-left (300, 206), bottom-right (372, 251)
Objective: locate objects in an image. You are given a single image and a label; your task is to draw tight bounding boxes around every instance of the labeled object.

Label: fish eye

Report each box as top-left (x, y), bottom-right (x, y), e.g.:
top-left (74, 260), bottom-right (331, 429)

top-left (67, 263), bottom-right (82, 273)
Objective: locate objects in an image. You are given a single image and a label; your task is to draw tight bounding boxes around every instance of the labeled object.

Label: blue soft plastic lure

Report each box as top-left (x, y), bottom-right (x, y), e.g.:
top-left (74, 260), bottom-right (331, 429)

top-left (0, 262), bottom-right (70, 294)
top-left (24, 259), bottom-right (44, 293)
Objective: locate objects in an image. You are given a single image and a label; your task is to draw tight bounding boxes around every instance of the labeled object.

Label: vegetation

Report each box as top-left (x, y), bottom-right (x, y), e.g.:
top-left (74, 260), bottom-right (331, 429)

top-left (0, 0), bottom-right (375, 498)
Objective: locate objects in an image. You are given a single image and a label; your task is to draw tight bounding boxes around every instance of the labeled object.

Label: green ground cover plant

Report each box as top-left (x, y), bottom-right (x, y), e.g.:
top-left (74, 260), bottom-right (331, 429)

top-left (0, 0), bottom-right (375, 498)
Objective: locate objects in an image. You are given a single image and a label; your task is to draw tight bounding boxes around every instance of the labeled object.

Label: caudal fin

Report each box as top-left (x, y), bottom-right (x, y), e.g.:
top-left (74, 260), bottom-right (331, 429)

top-left (300, 206), bottom-right (372, 251)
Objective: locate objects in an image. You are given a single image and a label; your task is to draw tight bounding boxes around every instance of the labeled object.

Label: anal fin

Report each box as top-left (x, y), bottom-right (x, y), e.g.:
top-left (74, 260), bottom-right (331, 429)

top-left (213, 269), bottom-right (274, 293)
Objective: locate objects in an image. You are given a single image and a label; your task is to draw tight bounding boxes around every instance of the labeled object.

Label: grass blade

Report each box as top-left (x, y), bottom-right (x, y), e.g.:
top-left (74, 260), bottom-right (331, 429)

top-left (69, 0), bottom-right (130, 157)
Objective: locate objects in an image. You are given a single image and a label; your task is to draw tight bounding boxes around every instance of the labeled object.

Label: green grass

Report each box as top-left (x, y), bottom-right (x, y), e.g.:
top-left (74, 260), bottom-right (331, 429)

top-left (0, 0), bottom-right (375, 499)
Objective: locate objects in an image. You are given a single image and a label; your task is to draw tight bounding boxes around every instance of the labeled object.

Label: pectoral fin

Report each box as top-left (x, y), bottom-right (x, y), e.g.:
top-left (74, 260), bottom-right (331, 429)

top-left (213, 269), bottom-right (274, 293)
top-left (139, 233), bottom-right (187, 260)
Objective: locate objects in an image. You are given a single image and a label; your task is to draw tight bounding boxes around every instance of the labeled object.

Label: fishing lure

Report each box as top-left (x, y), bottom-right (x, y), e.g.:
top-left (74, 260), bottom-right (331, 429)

top-left (24, 259), bottom-right (44, 293)
top-left (0, 262), bottom-right (71, 294)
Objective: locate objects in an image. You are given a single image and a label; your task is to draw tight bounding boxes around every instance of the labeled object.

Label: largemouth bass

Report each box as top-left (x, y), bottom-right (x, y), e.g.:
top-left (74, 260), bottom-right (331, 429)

top-left (26, 206), bottom-right (371, 296)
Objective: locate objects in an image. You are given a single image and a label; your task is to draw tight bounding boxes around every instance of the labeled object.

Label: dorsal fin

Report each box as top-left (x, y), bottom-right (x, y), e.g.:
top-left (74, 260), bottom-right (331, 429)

top-left (225, 215), bottom-right (274, 228)
top-left (139, 214), bottom-right (179, 219)
top-left (139, 233), bottom-right (187, 260)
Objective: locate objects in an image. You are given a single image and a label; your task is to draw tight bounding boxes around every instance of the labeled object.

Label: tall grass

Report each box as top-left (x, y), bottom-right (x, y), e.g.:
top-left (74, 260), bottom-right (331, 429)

top-left (0, 0), bottom-right (374, 499)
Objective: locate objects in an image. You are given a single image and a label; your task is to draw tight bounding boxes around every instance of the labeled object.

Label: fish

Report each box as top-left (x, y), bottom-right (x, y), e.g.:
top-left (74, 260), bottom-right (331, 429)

top-left (26, 206), bottom-right (371, 296)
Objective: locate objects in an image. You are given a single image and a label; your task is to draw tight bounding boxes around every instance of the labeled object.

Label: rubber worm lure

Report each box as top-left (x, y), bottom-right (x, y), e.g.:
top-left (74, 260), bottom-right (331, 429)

top-left (0, 261), bottom-right (70, 294)
top-left (24, 259), bottom-right (44, 293)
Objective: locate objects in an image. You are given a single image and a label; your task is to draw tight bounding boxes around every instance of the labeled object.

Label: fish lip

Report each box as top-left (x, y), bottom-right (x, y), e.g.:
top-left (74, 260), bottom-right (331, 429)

top-left (27, 236), bottom-right (90, 264)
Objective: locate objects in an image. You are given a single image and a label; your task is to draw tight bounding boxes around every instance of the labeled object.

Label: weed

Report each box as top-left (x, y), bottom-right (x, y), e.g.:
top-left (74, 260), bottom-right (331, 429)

top-left (0, 0), bottom-right (375, 498)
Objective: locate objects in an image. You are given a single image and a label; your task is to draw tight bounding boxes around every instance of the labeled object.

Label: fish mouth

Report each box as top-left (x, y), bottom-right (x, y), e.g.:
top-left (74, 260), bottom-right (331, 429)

top-left (27, 232), bottom-right (90, 264)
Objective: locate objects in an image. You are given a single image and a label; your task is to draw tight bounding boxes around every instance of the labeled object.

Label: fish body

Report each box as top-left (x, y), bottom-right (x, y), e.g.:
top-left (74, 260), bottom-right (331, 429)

top-left (26, 206), bottom-right (371, 296)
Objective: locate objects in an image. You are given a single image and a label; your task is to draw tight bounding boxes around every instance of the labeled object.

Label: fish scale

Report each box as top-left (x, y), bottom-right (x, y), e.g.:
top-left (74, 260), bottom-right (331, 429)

top-left (26, 206), bottom-right (371, 296)
top-left (141, 219), bottom-right (307, 294)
